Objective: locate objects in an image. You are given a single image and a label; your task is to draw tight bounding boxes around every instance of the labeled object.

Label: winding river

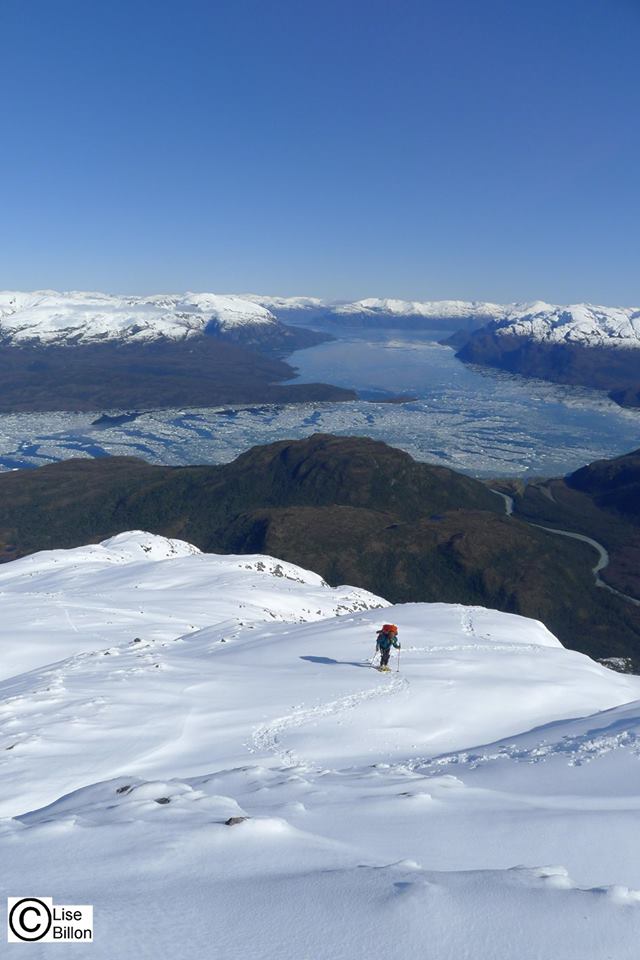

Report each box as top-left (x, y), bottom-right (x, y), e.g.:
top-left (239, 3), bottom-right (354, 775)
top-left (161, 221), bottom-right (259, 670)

top-left (490, 489), bottom-right (640, 608)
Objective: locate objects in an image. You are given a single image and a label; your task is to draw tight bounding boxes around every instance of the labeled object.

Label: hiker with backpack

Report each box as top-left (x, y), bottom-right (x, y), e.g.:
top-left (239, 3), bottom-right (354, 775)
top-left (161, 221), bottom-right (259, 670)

top-left (376, 623), bottom-right (400, 671)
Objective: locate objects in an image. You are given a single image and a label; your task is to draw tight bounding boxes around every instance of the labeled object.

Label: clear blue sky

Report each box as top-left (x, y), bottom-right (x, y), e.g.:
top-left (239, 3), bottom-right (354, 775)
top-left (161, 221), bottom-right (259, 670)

top-left (1, 0), bottom-right (639, 303)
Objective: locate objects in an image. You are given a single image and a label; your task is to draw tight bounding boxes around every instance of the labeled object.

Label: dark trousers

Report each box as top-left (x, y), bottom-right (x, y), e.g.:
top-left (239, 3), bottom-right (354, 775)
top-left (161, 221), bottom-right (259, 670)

top-left (379, 646), bottom-right (391, 667)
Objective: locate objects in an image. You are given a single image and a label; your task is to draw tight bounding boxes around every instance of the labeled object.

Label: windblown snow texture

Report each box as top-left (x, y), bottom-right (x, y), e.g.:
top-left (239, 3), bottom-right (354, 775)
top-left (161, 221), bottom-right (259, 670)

top-left (1, 532), bottom-right (640, 958)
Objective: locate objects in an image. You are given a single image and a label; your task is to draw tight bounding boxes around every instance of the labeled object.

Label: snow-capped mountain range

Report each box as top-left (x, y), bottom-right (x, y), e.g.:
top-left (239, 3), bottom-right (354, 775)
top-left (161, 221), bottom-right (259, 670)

top-left (0, 290), bottom-right (276, 346)
top-left (244, 294), bottom-right (513, 323)
top-left (257, 294), bottom-right (640, 346)
top-left (489, 301), bottom-right (640, 349)
top-left (331, 296), bottom-right (513, 321)
top-left (2, 531), bottom-right (640, 957)
top-left (1, 289), bottom-right (639, 350)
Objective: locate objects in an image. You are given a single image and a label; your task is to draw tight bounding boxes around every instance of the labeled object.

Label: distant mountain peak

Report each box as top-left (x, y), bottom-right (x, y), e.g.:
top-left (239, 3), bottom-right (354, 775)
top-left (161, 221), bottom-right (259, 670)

top-left (491, 302), bottom-right (640, 348)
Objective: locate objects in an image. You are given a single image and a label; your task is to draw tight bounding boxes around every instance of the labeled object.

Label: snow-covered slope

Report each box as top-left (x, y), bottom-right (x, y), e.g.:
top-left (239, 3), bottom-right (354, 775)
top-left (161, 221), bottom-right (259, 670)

top-left (1, 533), bottom-right (640, 957)
top-left (490, 301), bottom-right (640, 349)
top-left (0, 531), bottom-right (385, 681)
top-left (0, 290), bottom-right (277, 345)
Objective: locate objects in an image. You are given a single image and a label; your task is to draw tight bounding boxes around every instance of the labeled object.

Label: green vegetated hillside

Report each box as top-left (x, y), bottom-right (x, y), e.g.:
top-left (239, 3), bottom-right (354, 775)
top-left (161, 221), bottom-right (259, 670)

top-left (1, 434), bottom-right (639, 663)
top-left (506, 448), bottom-right (640, 607)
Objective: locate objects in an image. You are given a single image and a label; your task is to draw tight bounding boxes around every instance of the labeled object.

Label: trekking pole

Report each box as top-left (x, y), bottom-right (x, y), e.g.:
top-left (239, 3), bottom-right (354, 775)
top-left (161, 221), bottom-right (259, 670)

top-left (396, 647), bottom-right (401, 673)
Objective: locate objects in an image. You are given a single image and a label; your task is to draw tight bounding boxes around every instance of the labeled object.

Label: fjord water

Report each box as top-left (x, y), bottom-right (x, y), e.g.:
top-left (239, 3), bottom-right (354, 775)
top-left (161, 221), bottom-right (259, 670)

top-left (284, 329), bottom-right (640, 473)
top-left (0, 331), bottom-right (638, 478)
